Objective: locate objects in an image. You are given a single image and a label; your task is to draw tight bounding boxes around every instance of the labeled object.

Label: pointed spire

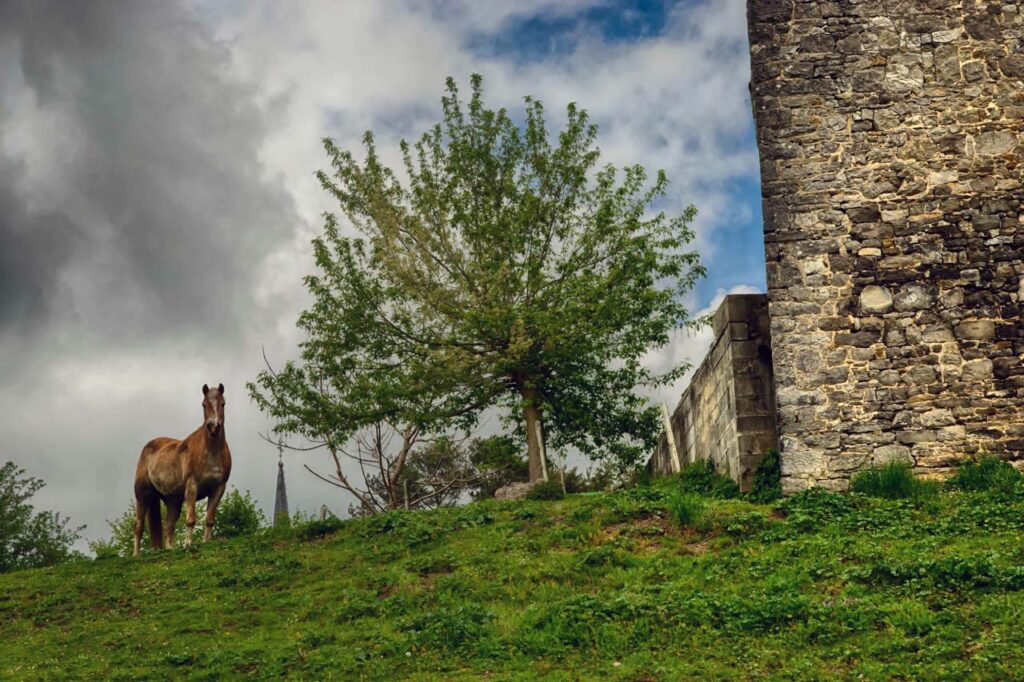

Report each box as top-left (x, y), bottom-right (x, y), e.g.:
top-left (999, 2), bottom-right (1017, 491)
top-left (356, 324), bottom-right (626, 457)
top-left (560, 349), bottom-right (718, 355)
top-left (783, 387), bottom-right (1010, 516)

top-left (273, 439), bottom-right (289, 528)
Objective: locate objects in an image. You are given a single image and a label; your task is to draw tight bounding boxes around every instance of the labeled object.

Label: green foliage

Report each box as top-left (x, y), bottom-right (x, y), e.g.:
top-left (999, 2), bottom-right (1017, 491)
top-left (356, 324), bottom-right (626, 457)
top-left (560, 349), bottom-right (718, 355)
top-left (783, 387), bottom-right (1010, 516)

top-left (748, 449), bottom-right (782, 503)
top-left (946, 455), bottom-right (1021, 493)
top-left (668, 493), bottom-right (705, 529)
top-left (526, 479), bottom-right (565, 501)
top-left (0, 462), bottom-right (83, 572)
top-left (215, 489), bottom-right (266, 538)
top-left (676, 460), bottom-right (740, 499)
top-left (11, 480), bottom-right (1024, 679)
top-left (90, 498), bottom-right (210, 558)
top-left (851, 461), bottom-right (939, 501)
top-left (467, 436), bottom-right (529, 501)
top-left (248, 74), bottom-right (704, 480)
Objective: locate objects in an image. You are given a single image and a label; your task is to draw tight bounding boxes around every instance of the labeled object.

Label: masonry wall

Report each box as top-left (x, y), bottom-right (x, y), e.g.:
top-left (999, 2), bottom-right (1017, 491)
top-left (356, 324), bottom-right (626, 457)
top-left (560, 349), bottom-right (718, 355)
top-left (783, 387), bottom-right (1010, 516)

top-left (650, 294), bottom-right (778, 491)
top-left (748, 0), bottom-right (1024, 492)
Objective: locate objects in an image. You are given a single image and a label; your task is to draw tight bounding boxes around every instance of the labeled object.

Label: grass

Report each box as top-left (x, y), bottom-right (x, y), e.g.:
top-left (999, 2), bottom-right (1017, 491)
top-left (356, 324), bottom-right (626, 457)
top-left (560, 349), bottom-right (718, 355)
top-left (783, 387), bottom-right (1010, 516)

top-left (850, 461), bottom-right (940, 501)
top-left (5, 479), bottom-right (1024, 679)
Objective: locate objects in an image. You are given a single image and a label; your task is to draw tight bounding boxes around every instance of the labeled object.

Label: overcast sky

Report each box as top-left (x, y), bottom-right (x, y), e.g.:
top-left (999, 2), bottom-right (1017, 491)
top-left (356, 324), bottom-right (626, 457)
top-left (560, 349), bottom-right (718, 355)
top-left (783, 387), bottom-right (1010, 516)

top-left (0, 0), bottom-right (764, 548)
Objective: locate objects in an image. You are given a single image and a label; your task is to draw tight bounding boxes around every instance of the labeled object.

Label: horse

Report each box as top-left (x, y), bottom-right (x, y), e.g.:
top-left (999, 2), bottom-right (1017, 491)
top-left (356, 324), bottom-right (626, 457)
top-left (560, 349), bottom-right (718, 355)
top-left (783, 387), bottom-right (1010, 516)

top-left (133, 383), bottom-right (233, 556)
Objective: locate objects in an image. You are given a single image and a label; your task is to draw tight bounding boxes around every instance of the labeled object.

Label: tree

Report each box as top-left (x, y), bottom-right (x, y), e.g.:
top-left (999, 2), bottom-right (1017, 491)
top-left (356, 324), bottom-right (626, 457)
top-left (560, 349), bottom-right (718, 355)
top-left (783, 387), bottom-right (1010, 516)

top-left (291, 420), bottom-right (481, 516)
top-left (249, 75), bottom-right (703, 483)
top-left (0, 461), bottom-right (83, 572)
top-left (467, 436), bottom-right (530, 500)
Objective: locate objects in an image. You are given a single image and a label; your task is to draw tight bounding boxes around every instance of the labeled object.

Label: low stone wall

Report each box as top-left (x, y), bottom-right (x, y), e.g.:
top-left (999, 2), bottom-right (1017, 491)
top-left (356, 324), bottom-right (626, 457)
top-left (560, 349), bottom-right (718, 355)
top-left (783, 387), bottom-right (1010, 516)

top-left (649, 294), bottom-right (778, 491)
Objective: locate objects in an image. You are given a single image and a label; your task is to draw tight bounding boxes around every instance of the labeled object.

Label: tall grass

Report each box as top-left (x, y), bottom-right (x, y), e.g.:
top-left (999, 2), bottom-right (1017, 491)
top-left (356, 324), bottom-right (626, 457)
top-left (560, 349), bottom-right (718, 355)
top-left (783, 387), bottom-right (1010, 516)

top-left (946, 456), bottom-right (1021, 493)
top-left (850, 461), bottom-right (938, 500)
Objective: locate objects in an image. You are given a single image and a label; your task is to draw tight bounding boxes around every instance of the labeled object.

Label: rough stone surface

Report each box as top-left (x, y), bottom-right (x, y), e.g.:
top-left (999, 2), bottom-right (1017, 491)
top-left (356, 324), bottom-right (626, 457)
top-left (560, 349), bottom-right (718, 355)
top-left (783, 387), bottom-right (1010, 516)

top-left (494, 482), bottom-right (537, 501)
top-left (649, 294), bottom-right (778, 492)
top-left (748, 0), bottom-right (1024, 490)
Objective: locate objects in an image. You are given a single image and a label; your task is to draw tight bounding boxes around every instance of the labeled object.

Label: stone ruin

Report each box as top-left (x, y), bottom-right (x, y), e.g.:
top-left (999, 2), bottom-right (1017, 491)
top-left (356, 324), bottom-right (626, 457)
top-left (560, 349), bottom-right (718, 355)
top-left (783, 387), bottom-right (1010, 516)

top-left (651, 0), bottom-right (1023, 493)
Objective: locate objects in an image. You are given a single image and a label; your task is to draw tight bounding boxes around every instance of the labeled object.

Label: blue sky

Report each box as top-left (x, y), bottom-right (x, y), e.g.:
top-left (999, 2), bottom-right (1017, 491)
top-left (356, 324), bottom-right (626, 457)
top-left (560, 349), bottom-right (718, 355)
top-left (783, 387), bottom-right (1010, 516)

top-left (463, 0), bottom-right (767, 303)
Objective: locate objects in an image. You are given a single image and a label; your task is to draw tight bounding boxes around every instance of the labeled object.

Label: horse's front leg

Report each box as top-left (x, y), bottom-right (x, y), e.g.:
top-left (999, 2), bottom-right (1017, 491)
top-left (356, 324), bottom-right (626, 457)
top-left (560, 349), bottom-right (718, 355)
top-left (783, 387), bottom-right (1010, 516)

top-left (204, 484), bottom-right (226, 542)
top-left (184, 479), bottom-right (198, 548)
top-left (164, 498), bottom-right (182, 549)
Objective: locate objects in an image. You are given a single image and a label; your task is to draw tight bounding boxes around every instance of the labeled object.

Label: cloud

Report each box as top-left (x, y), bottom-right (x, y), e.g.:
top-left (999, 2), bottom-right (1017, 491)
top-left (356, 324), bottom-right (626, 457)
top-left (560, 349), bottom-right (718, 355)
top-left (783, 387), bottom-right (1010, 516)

top-left (0, 0), bottom-right (297, 360)
top-left (0, 0), bottom-right (764, 545)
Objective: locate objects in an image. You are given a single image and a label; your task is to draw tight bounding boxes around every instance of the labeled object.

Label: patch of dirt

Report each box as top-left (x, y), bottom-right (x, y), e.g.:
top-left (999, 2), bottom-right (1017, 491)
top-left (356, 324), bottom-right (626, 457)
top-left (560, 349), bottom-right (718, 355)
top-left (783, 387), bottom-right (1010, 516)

top-left (683, 540), bottom-right (710, 555)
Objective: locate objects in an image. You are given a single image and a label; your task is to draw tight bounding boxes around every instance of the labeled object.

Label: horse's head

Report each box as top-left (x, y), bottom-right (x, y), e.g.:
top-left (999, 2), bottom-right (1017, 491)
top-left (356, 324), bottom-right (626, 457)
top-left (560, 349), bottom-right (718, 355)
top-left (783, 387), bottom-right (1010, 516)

top-left (202, 383), bottom-right (225, 438)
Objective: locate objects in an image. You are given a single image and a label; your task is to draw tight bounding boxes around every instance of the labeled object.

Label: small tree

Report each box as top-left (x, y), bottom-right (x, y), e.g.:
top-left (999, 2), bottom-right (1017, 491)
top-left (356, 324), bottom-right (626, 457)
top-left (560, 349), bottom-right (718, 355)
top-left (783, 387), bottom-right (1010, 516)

top-left (0, 461), bottom-right (83, 572)
top-left (249, 75), bottom-right (703, 484)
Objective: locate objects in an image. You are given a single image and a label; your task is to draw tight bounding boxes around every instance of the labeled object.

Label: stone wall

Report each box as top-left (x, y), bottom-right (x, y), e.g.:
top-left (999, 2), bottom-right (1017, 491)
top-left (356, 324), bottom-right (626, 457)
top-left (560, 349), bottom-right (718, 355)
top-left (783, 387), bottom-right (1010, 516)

top-left (748, 0), bottom-right (1024, 492)
top-left (649, 294), bottom-right (778, 491)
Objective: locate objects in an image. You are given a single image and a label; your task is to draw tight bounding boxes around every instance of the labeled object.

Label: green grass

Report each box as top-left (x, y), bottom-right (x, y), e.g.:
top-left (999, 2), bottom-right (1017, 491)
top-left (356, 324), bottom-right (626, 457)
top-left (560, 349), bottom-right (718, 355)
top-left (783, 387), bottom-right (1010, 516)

top-left (5, 481), bottom-right (1024, 680)
top-left (850, 461), bottom-right (940, 501)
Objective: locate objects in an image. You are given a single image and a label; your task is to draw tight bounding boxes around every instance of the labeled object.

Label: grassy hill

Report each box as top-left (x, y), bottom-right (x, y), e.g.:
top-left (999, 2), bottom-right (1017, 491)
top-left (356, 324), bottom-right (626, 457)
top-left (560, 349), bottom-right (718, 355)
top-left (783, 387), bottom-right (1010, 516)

top-left (4, 477), bottom-right (1024, 680)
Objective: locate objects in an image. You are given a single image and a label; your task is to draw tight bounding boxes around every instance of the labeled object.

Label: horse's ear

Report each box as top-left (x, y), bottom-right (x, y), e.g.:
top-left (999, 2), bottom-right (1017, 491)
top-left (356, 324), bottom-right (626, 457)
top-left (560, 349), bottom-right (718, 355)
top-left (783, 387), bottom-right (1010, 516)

top-left (202, 384), bottom-right (209, 396)
top-left (218, 383), bottom-right (225, 395)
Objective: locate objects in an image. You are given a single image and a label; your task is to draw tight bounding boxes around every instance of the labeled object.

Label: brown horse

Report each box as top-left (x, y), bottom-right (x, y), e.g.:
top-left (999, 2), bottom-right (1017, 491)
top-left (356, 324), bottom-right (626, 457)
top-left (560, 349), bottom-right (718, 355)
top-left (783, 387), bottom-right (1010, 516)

top-left (133, 383), bottom-right (233, 556)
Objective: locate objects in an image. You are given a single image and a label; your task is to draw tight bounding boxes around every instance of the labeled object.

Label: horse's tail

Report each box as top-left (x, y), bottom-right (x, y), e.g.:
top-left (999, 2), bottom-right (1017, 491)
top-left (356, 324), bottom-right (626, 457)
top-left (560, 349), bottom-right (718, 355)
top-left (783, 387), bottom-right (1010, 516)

top-left (146, 498), bottom-right (163, 550)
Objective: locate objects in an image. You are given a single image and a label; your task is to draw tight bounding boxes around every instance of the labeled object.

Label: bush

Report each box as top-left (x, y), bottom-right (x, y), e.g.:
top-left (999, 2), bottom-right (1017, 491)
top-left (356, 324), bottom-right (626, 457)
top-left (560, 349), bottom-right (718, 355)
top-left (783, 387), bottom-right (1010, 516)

top-left (215, 489), bottom-right (266, 538)
top-left (677, 460), bottom-right (739, 499)
top-left (748, 449), bottom-right (782, 503)
top-left (526, 479), bottom-right (565, 501)
top-left (946, 456), bottom-right (1021, 493)
top-left (668, 493), bottom-right (705, 529)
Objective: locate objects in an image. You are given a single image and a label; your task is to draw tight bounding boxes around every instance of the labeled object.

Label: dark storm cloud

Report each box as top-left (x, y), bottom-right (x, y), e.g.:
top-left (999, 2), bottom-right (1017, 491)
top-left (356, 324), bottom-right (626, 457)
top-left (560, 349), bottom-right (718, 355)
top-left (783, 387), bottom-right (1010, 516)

top-left (0, 0), bottom-right (296, 353)
top-left (0, 155), bottom-right (81, 331)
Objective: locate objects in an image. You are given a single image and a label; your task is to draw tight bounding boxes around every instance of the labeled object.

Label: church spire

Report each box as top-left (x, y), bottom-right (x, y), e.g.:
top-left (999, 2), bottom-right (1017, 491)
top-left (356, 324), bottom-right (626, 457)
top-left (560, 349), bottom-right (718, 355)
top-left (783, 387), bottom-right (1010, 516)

top-left (273, 439), bottom-right (289, 528)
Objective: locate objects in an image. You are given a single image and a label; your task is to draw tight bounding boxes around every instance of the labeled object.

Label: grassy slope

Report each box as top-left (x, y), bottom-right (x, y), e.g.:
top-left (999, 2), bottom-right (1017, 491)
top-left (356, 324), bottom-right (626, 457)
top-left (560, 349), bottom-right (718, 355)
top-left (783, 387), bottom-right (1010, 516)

top-left (4, 483), bottom-right (1024, 680)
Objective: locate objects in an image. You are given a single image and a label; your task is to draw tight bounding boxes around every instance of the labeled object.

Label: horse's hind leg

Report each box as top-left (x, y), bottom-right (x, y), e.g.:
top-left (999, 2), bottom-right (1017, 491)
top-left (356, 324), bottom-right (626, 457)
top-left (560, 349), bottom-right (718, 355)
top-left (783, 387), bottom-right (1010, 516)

top-left (133, 498), bottom-right (146, 557)
top-left (164, 498), bottom-right (182, 549)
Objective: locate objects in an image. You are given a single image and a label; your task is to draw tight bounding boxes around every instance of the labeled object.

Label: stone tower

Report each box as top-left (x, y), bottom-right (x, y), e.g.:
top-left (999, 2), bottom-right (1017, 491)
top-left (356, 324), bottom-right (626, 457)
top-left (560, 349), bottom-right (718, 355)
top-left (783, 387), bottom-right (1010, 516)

top-left (748, 0), bottom-right (1024, 492)
top-left (273, 441), bottom-right (289, 527)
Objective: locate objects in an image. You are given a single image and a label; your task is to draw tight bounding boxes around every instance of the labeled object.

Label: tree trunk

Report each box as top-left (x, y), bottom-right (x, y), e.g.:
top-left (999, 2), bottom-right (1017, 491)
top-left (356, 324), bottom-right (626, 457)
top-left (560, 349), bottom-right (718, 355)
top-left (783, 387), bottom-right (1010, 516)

top-left (521, 388), bottom-right (548, 483)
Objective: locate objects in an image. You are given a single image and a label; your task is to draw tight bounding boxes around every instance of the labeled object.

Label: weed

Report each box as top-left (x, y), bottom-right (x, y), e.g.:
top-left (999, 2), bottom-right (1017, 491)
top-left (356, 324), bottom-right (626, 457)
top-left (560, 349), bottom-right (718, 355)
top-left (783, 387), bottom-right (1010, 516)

top-left (748, 449), bottom-right (782, 503)
top-left (946, 455), bottom-right (1021, 493)
top-left (676, 460), bottom-right (740, 499)
top-left (850, 461), bottom-right (938, 501)
top-left (668, 493), bottom-right (705, 529)
top-left (527, 479), bottom-right (566, 501)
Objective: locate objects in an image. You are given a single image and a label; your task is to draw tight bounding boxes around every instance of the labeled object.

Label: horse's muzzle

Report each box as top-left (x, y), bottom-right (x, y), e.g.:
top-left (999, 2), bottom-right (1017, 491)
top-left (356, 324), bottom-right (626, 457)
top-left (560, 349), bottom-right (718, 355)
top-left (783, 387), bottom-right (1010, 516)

top-left (207, 423), bottom-right (221, 437)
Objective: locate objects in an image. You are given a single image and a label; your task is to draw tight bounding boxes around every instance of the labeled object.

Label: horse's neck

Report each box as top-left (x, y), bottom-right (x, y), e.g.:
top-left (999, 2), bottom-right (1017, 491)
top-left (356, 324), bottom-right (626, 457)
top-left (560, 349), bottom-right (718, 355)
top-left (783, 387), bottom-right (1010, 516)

top-left (190, 427), bottom-right (227, 459)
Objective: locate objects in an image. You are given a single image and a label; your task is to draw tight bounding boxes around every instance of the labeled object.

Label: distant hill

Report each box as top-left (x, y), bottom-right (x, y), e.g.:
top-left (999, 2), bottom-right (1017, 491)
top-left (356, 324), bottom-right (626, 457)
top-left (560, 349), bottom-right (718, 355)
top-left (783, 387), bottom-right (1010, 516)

top-left (3, 483), bottom-right (1024, 679)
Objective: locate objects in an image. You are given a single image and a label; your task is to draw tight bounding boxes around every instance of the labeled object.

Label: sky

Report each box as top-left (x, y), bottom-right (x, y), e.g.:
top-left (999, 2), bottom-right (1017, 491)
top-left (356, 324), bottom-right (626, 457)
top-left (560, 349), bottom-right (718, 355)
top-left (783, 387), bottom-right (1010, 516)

top-left (0, 0), bottom-right (765, 548)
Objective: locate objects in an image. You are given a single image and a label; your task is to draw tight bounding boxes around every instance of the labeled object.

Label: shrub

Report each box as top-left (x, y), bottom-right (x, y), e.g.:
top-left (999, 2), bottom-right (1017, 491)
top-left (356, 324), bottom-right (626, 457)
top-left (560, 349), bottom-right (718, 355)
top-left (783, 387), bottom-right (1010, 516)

top-left (526, 479), bottom-right (565, 501)
top-left (946, 455), bottom-right (1021, 493)
top-left (668, 493), bottom-right (705, 529)
top-left (748, 449), bottom-right (782, 503)
top-left (1, 461), bottom-right (83, 571)
top-left (215, 489), bottom-right (266, 538)
top-left (850, 461), bottom-right (938, 501)
top-left (677, 460), bottom-right (739, 499)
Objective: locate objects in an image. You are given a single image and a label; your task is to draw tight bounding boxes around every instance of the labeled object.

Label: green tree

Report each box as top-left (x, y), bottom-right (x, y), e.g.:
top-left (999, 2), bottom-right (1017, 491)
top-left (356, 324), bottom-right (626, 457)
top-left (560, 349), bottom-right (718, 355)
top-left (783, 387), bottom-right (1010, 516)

top-left (0, 461), bottom-right (83, 572)
top-left (249, 75), bottom-right (703, 483)
top-left (468, 436), bottom-right (530, 500)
